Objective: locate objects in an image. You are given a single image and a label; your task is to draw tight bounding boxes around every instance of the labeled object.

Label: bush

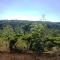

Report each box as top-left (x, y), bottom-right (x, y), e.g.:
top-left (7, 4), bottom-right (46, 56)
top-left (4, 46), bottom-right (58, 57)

top-left (46, 41), bottom-right (54, 51)
top-left (32, 40), bottom-right (44, 54)
top-left (15, 39), bottom-right (28, 51)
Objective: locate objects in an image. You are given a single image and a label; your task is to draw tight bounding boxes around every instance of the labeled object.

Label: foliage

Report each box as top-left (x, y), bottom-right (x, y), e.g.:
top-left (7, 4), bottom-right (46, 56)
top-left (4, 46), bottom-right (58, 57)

top-left (0, 20), bottom-right (60, 54)
top-left (46, 41), bottom-right (55, 51)
top-left (30, 24), bottom-right (46, 54)
top-left (15, 39), bottom-right (28, 50)
top-left (2, 25), bottom-right (15, 41)
top-left (32, 39), bottom-right (44, 54)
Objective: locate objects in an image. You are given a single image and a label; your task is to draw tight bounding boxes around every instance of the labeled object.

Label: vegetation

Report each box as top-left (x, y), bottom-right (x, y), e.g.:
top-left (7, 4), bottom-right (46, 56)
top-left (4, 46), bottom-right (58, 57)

top-left (0, 20), bottom-right (60, 54)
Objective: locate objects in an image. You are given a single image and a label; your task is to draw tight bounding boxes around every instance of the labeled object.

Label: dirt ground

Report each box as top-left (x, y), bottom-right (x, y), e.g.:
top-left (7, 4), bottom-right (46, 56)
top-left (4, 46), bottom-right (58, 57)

top-left (0, 53), bottom-right (60, 60)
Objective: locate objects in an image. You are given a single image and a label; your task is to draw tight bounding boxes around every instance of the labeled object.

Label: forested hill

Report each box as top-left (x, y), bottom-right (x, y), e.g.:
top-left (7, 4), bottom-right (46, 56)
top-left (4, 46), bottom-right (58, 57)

top-left (0, 20), bottom-right (60, 30)
top-left (0, 20), bottom-right (60, 53)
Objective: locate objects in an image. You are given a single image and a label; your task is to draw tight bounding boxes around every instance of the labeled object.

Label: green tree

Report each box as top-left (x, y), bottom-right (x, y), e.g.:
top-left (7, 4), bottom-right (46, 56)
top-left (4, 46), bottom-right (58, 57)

top-left (30, 23), bottom-right (47, 54)
top-left (2, 25), bottom-right (15, 41)
top-left (1, 25), bottom-right (16, 52)
top-left (21, 33), bottom-right (32, 50)
top-left (32, 38), bottom-right (44, 54)
top-left (15, 25), bottom-right (23, 35)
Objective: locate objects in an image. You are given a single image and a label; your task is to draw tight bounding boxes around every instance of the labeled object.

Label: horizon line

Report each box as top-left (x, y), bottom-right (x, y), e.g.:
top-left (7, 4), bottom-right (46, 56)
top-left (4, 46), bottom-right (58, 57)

top-left (0, 19), bottom-right (59, 22)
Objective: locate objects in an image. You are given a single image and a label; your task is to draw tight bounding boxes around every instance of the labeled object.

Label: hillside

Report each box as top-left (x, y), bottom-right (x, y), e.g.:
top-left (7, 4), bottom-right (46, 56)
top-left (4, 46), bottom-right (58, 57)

top-left (0, 20), bottom-right (60, 29)
top-left (0, 20), bottom-right (60, 54)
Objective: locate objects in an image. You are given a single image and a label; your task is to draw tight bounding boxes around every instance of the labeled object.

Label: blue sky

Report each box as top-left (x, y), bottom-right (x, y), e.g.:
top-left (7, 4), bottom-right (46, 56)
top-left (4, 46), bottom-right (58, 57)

top-left (0, 0), bottom-right (60, 22)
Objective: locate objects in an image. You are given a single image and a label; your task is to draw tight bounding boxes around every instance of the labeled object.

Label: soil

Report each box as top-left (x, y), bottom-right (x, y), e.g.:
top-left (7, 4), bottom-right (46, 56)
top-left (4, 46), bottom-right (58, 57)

top-left (0, 52), bottom-right (60, 60)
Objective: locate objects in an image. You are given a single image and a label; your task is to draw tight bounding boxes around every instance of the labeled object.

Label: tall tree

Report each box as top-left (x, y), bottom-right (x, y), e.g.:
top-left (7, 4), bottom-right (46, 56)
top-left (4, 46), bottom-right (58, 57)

top-left (30, 23), bottom-right (47, 54)
top-left (2, 25), bottom-right (16, 52)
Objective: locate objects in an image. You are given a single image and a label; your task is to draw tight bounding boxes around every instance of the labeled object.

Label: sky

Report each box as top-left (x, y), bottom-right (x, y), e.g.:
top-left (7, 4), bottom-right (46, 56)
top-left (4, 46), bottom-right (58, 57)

top-left (0, 0), bottom-right (60, 22)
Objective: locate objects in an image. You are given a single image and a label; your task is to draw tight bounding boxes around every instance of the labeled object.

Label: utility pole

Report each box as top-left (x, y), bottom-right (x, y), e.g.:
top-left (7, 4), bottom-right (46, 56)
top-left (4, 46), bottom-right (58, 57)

top-left (40, 14), bottom-right (46, 21)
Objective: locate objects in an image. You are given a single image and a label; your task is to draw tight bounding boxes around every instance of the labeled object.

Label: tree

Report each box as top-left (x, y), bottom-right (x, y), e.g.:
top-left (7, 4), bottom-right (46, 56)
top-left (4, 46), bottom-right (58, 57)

top-left (29, 23), bottom-right (47, 54)
top-left (2, 25), bottom-right (15, 41)
top-left (1, 25), bottom-right (16, 52)
top-left (22, 24), bottom-right (31, 34)
top-left (15, 25), bottom-right (24, 35)
top-left (32, 38), bottom-right (44, 54)
top-left (21, 33), bottom-right (32, 50)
